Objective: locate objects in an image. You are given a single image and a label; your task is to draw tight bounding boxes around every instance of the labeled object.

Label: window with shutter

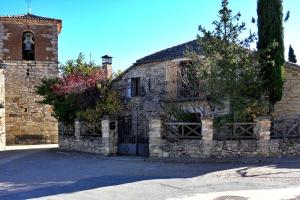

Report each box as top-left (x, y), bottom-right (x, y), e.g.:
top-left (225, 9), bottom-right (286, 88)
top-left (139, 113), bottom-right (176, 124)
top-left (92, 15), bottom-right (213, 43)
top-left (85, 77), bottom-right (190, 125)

top-left (127, 77), bottom-right (141, 97)
top-left (126, 79), bottom-right (131, 98)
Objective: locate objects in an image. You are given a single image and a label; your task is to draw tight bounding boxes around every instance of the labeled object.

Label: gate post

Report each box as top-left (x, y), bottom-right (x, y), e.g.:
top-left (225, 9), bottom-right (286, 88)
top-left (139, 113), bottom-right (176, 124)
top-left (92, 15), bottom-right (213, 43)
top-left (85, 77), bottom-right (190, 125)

top-left (0, 68), bottom-right (5, 150)
top-left (254, 116), bottom-right (271, 141)
top-left (0, 113), bottom-right (5, 150)
top-left (149, 117), bottom-right (163, 157)
top-left (74, 119), bottom-right (81, 141)
top-left (201, 117), bottom-right (214, 157)
top-left (0, 132), bottom-right (5, 150)
top-left (254, 116), bottom-right (271, 156)
top-left (297, 116), bottom-right (300, 137)
top-left (102, 117), bottom-right (118, 156)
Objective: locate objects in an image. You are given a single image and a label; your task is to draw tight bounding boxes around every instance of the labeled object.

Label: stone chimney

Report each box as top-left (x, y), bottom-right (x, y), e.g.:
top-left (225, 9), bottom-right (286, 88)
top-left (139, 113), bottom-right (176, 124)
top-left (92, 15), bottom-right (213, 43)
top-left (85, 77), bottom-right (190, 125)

top-left (102, 55), bottom-right (112, 79)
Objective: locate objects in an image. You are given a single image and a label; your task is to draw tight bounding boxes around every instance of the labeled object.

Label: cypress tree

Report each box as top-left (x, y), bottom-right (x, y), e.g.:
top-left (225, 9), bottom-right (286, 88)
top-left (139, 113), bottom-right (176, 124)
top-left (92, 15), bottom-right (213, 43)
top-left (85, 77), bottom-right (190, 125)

top-left (288, 45), bottom-right (297, 63)
top-left (257, 0), bottom-right (285, 109)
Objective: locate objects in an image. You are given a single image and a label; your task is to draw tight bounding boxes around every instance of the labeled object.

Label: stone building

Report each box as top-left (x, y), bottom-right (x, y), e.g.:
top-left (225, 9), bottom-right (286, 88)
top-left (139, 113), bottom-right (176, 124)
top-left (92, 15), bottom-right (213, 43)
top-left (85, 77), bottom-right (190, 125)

top-left (274, 62), bottom-right (300, 118)
top-left (113, 40), bottom-right (300, 157)
top-left (0, 13), bottom-right (62, 145)
top-left (113, 40), bottom-right (211, 156)
top-left (59, 39), bottom-right (300, 158)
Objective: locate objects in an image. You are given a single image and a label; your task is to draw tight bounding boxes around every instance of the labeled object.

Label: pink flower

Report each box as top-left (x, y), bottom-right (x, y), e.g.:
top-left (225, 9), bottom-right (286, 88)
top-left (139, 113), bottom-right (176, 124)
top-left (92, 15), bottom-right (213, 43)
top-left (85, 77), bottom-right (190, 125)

top-left (53, 69), bottom-right (107, 95)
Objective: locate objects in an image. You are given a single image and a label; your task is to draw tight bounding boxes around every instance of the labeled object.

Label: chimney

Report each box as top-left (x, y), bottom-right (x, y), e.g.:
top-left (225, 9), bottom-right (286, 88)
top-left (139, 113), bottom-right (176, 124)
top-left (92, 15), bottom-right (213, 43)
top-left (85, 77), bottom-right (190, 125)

top-left (102, 55), bottom-right (112, 79)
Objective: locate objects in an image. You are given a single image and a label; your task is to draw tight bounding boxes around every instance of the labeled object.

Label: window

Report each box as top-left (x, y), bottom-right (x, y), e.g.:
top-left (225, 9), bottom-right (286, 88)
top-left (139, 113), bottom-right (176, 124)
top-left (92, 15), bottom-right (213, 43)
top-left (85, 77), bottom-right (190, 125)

top-left (23, 31), bottom-right (35, 60)
top-left (26, 69), bottom-right (30, 77)
top-left (178, 61), bottom-right (203, 98)
top-left (131, 78), bottom-right (141, 97)
top-left (126, 78), bottom-right (141, 97)
top-left (148, 78), bottom-right (151, 92)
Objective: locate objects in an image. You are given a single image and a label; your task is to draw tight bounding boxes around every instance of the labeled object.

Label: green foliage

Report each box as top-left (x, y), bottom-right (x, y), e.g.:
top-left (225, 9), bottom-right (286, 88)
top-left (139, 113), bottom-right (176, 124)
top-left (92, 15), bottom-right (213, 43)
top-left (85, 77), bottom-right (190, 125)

top-left (36, 78), bottom-right (58, 105)
top-left (36, 78), bottom-right (79, 124)
top-left (213, 114), bottom-right (233, 129)
top-left (288, 45), bottom-right (297, 63)
top-left (257, 0), bottom-right (285, 107)
top-left (187, 0), bottom-right (268, 122)
top-left (36, 53), bottom-right (122, 125)
top-left (162, 104), bottom-right (200, 122)
top-left (76, 91), bottom-right (122, 124)
top-left (59, 53), bottom-right (98, 76)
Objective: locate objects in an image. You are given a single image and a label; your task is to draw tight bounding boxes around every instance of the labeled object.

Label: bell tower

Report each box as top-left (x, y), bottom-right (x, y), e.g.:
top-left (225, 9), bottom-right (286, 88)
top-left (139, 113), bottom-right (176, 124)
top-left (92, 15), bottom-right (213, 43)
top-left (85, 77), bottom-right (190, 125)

top-left (0, 13), bottom-right (62, 145)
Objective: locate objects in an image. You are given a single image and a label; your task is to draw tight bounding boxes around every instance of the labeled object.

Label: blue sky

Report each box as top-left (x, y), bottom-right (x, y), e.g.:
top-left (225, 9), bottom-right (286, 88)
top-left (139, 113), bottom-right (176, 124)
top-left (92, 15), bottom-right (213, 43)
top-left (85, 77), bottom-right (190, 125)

top-left (1, 0), bottom-right (299, 71)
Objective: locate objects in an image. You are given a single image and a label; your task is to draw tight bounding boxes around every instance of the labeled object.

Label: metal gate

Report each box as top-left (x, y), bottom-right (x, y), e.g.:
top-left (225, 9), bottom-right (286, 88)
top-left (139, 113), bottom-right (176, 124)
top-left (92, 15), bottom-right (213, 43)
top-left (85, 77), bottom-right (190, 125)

top-left (118, 115), bottom-right (149, 156)
top-left (136, 114), bottom-right (149, 156)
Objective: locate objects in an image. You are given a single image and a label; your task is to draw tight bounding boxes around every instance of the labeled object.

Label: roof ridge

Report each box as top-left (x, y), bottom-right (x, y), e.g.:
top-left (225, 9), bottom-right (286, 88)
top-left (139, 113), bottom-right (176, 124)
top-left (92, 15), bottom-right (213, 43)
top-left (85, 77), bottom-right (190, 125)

top-left (136, 39), bottom-right (201, 64)
top-left (0, 13), bottom-right (61, 21)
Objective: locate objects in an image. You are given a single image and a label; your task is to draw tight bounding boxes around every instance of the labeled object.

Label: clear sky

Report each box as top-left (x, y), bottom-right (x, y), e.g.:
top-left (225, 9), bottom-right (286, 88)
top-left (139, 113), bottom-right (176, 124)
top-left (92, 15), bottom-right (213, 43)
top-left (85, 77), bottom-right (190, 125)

top-left (1, 0), bottom-right (299, 71)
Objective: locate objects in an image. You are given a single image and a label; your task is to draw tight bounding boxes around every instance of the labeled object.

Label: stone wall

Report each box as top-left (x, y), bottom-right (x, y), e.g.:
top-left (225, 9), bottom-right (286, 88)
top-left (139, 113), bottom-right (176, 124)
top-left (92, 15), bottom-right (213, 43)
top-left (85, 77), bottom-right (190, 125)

top-left (59, 135), bottom-right (104, 154)
top-left (274, 63), bottom-right (300, 118)
top-left (4, 61), bottom-right (58, 145)
top-left (150, 117), bottom-right (300, 159)
top-left (0, 69), bottom-right (5, 149)
top-left (58, 119), bottom-right (118, 155)
top-left (159, 139), bottom-right (300, 159)
top-left (0, 16), bottom-right (61, 145)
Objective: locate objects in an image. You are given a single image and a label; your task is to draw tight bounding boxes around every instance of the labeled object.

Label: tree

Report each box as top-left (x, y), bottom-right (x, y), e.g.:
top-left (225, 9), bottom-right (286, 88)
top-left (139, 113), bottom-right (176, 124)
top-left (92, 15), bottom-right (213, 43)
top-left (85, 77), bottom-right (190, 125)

top-left (183, 0), bottom-right (267, 122)
top-left (257, 0), bottom-right (285, 110)
top-left (288, 45), bottom-right (297, 63)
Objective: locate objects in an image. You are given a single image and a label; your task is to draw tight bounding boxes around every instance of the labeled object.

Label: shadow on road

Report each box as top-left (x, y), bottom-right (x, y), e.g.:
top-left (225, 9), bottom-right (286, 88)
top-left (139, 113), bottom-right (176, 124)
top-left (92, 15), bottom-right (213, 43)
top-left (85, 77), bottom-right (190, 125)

top-left (0, 149), bottom-right (300, 200)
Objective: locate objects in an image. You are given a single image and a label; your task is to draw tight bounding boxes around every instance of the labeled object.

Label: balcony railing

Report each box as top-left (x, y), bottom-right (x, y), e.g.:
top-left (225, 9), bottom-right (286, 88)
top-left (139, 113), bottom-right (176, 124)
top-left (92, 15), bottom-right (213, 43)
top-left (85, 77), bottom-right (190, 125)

top-left (164, 81), bottom-right (206, 102)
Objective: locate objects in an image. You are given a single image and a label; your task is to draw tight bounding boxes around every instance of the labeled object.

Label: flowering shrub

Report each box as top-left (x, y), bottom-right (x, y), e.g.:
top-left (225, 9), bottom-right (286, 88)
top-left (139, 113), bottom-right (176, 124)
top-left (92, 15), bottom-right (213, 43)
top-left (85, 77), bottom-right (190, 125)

top-left (52, 69), bottom-right (107, 95)
top-left (36, 54), bottom-right (122, 126)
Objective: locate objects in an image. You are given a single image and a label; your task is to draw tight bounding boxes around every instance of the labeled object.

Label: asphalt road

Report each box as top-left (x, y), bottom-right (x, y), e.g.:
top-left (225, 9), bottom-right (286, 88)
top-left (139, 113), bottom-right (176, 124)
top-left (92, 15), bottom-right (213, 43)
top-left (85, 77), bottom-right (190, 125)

top-left (1, 147), bottom-right (300, 200)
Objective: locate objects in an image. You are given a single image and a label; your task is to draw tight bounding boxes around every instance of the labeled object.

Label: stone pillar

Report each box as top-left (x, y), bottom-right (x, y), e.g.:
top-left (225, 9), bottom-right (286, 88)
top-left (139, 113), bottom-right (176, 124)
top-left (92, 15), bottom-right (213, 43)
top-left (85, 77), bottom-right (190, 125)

top-left (254, 116), bottom-right (271, 156)
top-left (149, 117), bottom-right (163, 157)
top-left (0, 68), bottom-right (5, 150)
top-left (102, 117), bottom-right (118, 156)
top-left (254, 116), bottom-right (271, 141)
top-left (74, 119), bottom-right (81, 141)
top-left (298, 117), bottom-right (300, 138)
top-left (201, 117), bottom-right (214, 157)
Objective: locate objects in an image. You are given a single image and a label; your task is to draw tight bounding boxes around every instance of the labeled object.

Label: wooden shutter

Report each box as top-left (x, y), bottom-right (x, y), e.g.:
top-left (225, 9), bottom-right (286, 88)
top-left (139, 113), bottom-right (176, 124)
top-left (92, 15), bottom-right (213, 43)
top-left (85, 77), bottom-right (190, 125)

top-left (126, 79), bottom-right (131, 98)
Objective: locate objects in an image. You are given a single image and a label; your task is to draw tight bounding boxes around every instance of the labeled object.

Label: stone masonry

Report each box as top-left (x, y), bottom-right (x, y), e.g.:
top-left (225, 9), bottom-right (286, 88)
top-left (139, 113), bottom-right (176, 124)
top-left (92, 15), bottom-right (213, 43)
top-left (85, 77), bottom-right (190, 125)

top-left (0, 14), bottom-right (62, 145)
top-left (114, 60), bottom-right (172, 134)
top-left (274, 63), bottom-right (300, 118)
top-left (0, 68), bottom-right (5, 150)
top-left (114, 60), bottom-right (211, 144)
top-left (59, 118), bottom-right (118, 155)
top-left (150, 117), bottom-right (300, 159)
top-left (113, 41), bottom-right (300, 157)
